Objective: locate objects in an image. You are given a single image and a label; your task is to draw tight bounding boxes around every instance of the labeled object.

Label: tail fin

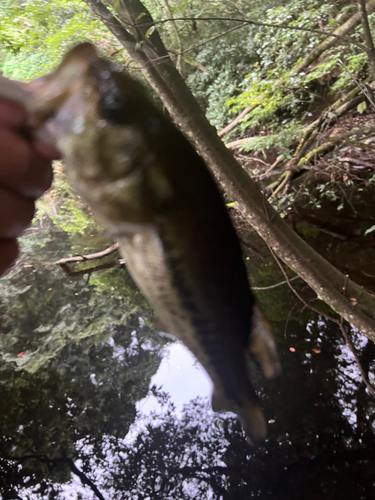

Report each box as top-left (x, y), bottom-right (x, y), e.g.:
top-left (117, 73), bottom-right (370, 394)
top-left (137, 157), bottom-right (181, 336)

top-left (212, 388), bottom-right (267, 444)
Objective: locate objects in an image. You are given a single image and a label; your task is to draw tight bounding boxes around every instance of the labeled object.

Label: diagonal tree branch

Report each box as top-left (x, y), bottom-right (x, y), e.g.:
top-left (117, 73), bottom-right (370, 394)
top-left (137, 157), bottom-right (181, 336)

top-left (83, 0), bottom-right (375, 340)
top-left (358, 0), bottom-right (375, 73)
top-left (5, 453), bottom-right (105, 500)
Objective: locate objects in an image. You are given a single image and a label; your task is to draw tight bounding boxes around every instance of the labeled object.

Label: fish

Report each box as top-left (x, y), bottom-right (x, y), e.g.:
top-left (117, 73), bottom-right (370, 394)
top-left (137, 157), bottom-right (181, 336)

top-left (1, 43), bottom-right (280, 443)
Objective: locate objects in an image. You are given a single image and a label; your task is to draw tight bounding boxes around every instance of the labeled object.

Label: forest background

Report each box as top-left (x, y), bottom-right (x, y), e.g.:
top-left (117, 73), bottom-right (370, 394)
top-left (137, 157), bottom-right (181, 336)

top-left (2, 0), bottom-right (375, 337)
top-left (1, 1), bottom-right (375, 499)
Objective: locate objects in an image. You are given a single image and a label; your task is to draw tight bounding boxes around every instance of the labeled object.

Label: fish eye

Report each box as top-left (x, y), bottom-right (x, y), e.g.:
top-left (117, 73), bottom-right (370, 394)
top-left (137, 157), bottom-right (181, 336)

top-left (98, 91), bottom-right (133, 125)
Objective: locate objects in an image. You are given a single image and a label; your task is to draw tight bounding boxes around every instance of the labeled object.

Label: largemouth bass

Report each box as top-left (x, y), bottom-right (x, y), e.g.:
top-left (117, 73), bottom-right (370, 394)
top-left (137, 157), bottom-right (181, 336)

top-left (1, 43), bottom-right (280, 443)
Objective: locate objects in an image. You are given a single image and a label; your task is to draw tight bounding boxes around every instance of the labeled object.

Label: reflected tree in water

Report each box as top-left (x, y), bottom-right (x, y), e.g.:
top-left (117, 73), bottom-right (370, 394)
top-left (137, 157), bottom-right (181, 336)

top-left (0, 212), bottom-right (374, 498)
top-left (0, 217), bottom-right (163, 499)
top-left (0, 318), bottom-right (162, 499)
top-left (1, 314), bottom-right (373, 499)
top-left (104, 320), bottom-right (375, 500)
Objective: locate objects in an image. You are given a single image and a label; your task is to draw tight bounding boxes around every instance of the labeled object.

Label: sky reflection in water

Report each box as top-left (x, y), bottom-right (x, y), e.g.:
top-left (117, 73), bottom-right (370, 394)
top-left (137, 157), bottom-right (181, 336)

top-left (137, 343), bottom-right (212, 415)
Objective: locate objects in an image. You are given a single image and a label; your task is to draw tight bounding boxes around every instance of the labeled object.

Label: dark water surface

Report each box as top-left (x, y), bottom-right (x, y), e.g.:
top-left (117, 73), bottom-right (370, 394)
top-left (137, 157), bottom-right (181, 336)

top-left (0, 217), bottom-right (374, 500)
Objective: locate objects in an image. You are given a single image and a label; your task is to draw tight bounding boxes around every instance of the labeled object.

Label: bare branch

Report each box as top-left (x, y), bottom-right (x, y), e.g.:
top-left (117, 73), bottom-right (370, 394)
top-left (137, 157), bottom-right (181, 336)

top-left (147, 16), bottom-right (368, 54)
top-left (161, 0), bottom-right (183, 73)
top-left (55, 243), bottom-right (119, 265)
top-left (251, 275), bottom-right (301, 291)
top-left (58, 262), bottom-right (118, 277)
top-left (338, 318), bottom-right (375, 397)
top-left (6, 454), bottom-right (105, 500)
top-left (357, 0), bottom-right (375, 73)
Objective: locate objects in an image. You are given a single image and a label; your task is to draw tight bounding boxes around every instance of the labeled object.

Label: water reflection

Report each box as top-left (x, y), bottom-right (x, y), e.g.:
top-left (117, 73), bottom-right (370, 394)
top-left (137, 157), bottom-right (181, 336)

top-left (0, 218), bottom-right (374, 499)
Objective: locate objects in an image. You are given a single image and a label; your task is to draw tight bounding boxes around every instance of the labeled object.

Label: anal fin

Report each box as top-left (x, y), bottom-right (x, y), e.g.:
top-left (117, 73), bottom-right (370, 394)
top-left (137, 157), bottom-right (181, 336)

top-left (211, 387), bottom-right (267, 445)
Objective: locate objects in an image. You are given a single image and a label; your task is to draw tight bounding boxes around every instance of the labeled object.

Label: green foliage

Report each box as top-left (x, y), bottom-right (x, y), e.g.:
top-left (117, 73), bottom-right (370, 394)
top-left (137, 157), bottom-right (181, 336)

top-left (0, 210), bottom-right (154, 372)
top-left (2, 3), bottom-right (375, 497)
top-left (37, 164), bottom-right (96, 235)
top-left (228, 1), bottom-right (373, 135)
top-left (295, 222), bottom-right (320, 239)
top-left (185, 25), bottom-right (258, 132)
top-left (189, 60), bottom-right (255, 132)
top-left (0, 319), bottom-right (162, 497)
top-left (0, 0), bottom-right (120, 80)
top-left (140, 0), bottom-right (260, 133)
top-left (234, 120), bottom-right (303, 156)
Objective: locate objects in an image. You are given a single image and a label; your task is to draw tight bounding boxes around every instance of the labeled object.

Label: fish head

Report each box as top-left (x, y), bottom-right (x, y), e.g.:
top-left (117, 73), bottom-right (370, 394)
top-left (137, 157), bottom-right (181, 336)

top-left (29, 43), bottom-right (174, 228)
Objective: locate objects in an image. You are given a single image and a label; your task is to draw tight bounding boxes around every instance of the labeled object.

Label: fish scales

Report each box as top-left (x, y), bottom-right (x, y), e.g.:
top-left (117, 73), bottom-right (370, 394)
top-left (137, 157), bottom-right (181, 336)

top-left (0, 43), bottom-right (281, 443)
top-left (118, 210), bottom-right (259, 408)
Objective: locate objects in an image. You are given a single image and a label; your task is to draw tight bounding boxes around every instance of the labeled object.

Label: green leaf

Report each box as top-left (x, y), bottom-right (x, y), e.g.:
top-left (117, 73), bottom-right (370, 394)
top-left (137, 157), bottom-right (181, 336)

top-left (357, 101), bottom-right (367, 114)
top-left (181, 53), bottom-right (208, 72)
top-left (145, 25), bottom-right (155, 38)
top-left (171, 0), bottom-right (190, 13)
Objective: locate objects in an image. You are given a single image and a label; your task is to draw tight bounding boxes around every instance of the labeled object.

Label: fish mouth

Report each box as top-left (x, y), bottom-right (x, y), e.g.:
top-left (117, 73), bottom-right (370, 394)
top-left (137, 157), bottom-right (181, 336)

top-left (29, 43), bottom-right (100, 127)
top-left (27, 44), bottom-right (141, 150)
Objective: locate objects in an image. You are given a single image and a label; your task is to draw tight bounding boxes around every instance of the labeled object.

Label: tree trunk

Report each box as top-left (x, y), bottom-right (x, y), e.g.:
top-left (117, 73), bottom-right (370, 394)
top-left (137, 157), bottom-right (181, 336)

top-left (84, 0), bottom-right (375, 340)
top-left (358, 0), bottom-right (375, 74)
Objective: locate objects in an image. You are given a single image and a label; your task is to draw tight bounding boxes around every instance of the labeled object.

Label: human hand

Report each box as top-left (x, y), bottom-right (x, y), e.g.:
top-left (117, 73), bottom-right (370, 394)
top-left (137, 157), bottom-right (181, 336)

top-left (0, 98), bottom-right (59, 277)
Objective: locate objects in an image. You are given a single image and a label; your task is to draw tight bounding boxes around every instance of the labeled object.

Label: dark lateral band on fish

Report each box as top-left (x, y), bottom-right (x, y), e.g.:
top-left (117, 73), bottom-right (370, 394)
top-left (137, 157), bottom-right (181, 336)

top-left (0, 43), bottom-right (281, 444)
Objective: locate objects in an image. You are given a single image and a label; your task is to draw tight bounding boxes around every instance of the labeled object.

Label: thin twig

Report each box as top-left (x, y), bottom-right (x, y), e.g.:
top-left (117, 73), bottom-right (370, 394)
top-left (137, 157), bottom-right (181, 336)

top-left (161, 0), bottom-right (183, 73)
top-left (357, 0), bottom-right (375, 73)
top-left (338, 317), bottom-right (375, 396)
top-left (259, 155), bottom-right (284, 179)
top-left (139, 17), bottom-right (368, 54)
top-left (252, 275), bottom-right (301, 291)
top-left (58, 262), bottom-right (118, 277)
top-left (55, 243), bottom-right (119, 265)
top-left (338, 59), bottom-right (375, 110)
top-left (245, 157), bottom-right (271, 167)
top-left (121, 23), bottom-right (248, 71)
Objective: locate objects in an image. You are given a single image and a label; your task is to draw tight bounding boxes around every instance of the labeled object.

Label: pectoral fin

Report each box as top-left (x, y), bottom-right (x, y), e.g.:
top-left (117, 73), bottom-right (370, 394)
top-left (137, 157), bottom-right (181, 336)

top-left (249, 305), bottom-right (281, 379)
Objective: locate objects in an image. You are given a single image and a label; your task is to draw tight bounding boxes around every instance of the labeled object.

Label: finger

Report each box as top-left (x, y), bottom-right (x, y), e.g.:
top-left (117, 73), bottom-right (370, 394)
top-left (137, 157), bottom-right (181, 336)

top-left (0, 126), bottom-right (29, 175)
top-left (0, 187), bottom-right (35, 239)
top-left (24, 147), bottom-right (54, 198)
top-left (0, 127), bottom-right (53, 198)
top-left (0, 99), bottom-right (27, 129)
top-left (34, 139), bottom-right (61, 161)
top-left (0, 239), bottom-right (18, 277)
